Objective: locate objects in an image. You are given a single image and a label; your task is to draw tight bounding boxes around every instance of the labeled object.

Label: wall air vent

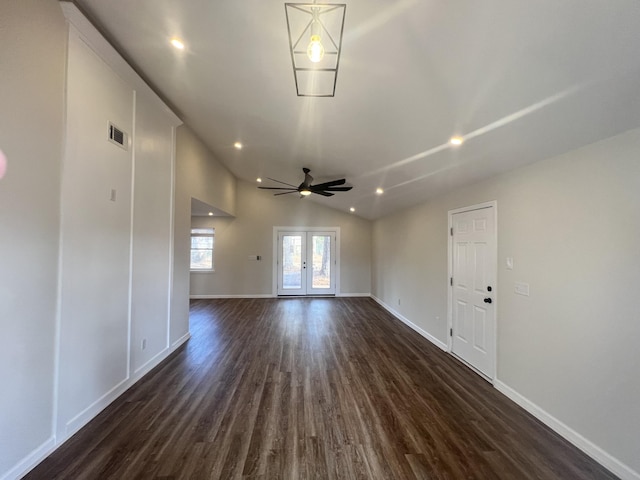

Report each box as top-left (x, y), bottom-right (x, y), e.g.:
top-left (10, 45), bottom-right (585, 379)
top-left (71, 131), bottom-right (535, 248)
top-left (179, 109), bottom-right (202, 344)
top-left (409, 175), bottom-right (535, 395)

top-left (108, 122), bottom-right (128, 150)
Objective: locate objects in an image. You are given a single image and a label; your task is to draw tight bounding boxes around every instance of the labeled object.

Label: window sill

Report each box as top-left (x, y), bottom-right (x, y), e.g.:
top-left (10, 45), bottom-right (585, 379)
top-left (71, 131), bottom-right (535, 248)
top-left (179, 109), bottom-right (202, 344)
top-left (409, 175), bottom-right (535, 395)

top-left (190, 269), bottom-right (215, 273)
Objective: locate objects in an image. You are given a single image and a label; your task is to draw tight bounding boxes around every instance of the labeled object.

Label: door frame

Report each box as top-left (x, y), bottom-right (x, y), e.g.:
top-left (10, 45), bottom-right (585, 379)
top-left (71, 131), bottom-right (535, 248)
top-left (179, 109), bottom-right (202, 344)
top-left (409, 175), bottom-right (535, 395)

top-left (272, 226), bottom-right (341, 297)
top-left (447, 201), bottom-right (498, 382)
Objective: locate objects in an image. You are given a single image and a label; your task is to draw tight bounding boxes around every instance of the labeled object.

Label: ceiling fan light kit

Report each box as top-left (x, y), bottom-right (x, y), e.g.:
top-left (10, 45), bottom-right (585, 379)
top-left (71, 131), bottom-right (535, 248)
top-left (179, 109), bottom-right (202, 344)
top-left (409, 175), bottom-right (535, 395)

top-left (285, 1), bottom-right (346, 97)
top-left (258, 167), bottom-right (352, 198)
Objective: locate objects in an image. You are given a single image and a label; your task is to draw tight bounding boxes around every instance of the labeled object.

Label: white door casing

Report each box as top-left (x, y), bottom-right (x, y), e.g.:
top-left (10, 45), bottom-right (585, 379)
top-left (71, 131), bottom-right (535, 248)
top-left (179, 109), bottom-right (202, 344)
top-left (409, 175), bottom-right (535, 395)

top-left (448, 203), bottom-right (497, 380)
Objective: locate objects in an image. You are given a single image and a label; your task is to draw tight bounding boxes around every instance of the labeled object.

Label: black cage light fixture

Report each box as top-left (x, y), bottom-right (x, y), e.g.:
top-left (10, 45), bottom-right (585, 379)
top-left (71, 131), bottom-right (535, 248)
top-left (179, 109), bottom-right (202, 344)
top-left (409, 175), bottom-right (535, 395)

top-left (285, 1), bottom-right (346, 97)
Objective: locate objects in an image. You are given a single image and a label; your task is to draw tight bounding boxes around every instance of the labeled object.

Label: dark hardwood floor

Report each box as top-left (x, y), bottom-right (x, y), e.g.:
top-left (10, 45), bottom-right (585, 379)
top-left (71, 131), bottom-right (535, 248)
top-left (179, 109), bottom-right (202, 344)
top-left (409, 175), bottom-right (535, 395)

top-left (26, 297), bottom-right (617, 479)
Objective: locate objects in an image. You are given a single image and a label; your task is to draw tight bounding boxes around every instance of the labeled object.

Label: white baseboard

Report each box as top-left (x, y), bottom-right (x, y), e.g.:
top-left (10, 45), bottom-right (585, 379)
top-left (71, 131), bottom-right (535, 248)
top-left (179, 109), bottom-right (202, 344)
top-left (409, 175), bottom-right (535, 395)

top-left (171, 332), bottom-right (191, 351)
top-left (191, 294), bottom-right (372, 299)
top-left (64, 376), bottom-right (131, 437)
top-left (190, 294), bottom-right (275, 299)
top-left (371, 295), bottom-right (448, 351)
top-left (134, 347), bottom-right (170, 377)
top-left (0, 436), bottom-right (55, 480)
top-left (495, 380), bottom-right (640, 480)
top-left (371, 295), bottom-right (638, 479)
top-left (5, 335), bottom-right (191, 480)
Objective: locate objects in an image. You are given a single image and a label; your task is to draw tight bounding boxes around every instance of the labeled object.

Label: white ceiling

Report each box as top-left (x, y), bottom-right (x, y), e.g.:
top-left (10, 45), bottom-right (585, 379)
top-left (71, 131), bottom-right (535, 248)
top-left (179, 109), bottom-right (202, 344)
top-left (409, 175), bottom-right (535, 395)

top-left (74, 0), bottom-right (640, 219)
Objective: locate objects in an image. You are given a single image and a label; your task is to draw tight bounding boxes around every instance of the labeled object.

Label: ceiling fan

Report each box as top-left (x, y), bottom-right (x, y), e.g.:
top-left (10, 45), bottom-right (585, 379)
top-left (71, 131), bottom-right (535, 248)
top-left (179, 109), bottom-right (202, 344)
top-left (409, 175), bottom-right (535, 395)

top-left (258, 168), bottom-right (352, 197)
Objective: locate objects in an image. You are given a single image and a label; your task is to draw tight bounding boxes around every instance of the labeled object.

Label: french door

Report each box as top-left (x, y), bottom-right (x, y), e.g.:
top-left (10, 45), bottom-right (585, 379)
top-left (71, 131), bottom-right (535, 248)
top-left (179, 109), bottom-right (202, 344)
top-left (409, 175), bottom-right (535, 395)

top-left (277, 231), bottom-right (336, 295)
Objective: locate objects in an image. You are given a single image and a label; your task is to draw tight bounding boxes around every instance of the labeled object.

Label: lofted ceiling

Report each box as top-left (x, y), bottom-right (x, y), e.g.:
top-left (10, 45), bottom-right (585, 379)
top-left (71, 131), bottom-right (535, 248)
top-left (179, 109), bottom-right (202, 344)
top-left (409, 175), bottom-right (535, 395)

top-left (73, 0), bottom-right (640, 219)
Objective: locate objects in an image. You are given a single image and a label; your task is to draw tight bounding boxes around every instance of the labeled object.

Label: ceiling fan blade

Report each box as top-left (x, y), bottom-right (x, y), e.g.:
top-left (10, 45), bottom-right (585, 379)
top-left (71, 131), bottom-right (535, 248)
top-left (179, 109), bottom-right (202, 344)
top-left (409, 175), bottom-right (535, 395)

top-left (273, 191), bottom-right (298, 196)
top-left (324, 186), bottom-right (353, 192)
top-left (302, 167), bottom-right (313, 187)
top-left (258, 187), bottom-right (298, 190)
top-left (313, 191), bottom-right (335, 197)
top-left (311, 178), bottom-right (346, 190)
top-left (266, 177), bottom-right (298, 188)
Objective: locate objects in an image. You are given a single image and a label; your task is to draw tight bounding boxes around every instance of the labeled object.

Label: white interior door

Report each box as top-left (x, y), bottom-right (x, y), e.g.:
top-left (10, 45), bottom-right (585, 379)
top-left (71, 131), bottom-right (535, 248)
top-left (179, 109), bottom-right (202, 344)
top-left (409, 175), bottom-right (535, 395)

top-left (277, 231), bottom-right (336, 295)
top-left (450, 205), bottom-right (496, 379)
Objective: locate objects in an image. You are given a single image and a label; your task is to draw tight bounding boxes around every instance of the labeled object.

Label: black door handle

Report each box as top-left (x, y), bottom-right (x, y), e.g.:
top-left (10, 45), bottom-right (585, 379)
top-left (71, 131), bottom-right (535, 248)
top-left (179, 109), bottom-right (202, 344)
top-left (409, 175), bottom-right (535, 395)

top-left (484, 298), bottom-right (492, 304)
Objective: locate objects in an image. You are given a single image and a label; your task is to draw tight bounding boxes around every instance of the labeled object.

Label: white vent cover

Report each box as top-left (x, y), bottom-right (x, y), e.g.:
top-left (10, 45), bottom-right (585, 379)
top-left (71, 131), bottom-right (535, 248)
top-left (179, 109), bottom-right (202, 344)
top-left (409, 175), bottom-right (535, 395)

top-left (108, 122), bottom-right (128, 150)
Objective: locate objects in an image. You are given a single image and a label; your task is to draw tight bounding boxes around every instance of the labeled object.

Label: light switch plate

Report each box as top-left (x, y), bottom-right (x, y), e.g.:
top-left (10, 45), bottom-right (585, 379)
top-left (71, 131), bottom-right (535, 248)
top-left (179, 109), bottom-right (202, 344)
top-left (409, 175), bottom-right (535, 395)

top-left (514, 282), bottom-right (530, 296)
top-left (506, 257), bottom-right (514, 270)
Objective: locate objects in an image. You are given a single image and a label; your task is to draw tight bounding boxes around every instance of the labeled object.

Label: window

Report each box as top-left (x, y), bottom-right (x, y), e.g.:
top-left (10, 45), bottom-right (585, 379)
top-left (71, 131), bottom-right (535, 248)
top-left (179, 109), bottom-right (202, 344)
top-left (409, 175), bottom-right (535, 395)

top-left (190, 228), bottom-right (215, 271)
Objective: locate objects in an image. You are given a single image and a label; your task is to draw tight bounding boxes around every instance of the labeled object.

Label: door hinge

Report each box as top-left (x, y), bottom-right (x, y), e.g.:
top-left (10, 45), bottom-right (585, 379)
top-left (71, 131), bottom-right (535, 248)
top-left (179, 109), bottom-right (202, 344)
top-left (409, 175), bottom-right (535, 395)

top-left (450, 277), bottom-right (453, 286)
top-left (450, 328), bottom-right (453, 336)
top-left (450, 227), bottom-right (453, 236)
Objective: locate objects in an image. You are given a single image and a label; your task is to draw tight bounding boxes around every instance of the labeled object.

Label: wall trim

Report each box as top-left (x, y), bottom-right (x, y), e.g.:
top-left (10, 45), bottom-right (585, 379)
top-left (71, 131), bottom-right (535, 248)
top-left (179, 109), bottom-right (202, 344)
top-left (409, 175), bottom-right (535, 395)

top-left (171, 332), bottom-right (191, 351)
top-left (133, 347), bottom-right (170, 376)
top-left (0, 437), bottom-right (56, 480)
top-left (190, 294), bottom-right (371, 299)
top-left (371, 295), bottom-right (448, 351)
top-left (8, 341), bottom-right (188, 480)
top-left (64, 375), bottom-right (131, 437)
top-left (190, 294), bottom-right (275, 299)
top-left (495, 380), bottom-right (640, 480)
top-left (371, 292), bottom-right (637, 479)
top-left (59, 2), bottom-right (181, 126)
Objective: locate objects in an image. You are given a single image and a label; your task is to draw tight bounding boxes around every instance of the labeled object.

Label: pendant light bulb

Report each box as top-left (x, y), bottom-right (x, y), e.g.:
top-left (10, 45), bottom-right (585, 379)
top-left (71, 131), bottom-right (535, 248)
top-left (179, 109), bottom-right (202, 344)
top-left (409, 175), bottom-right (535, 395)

top-left (307, 35), bottom-right (324, 63)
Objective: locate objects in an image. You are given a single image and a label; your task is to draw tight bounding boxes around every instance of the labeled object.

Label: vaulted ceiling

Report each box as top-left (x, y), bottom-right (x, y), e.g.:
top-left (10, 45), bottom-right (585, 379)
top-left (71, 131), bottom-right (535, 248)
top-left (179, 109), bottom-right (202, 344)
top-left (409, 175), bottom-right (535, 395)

top-left (74, 0), bottom-right (640, 219)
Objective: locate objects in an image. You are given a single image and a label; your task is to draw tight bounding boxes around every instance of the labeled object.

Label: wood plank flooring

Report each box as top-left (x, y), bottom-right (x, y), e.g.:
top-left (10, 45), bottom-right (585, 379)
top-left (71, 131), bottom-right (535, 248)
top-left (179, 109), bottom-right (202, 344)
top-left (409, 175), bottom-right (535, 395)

top-left (25, 297), bottom-right (618, 479)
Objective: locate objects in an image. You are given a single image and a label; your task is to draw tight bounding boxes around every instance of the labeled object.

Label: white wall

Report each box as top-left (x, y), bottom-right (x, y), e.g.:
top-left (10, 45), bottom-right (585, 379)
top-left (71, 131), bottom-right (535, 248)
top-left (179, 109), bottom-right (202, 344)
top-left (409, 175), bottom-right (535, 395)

top-left (57, 26), bottom-right (135, 437)
top-left (372, 128), bottom-right (640, 478)
top-left (130, 94), bottom-right (176, 374)
top-left (171, 125), bottom-right (237, 342)
top-left (190, 180), bottom-right (372, 297)
top-left (55, 3), bottom-right (183, 442)
top-left (0, 1), bottom-right (66, 476)
top-left (1, 2), bottom-right (635, 479)
top-left (0, 3), bottom-right (184, 478)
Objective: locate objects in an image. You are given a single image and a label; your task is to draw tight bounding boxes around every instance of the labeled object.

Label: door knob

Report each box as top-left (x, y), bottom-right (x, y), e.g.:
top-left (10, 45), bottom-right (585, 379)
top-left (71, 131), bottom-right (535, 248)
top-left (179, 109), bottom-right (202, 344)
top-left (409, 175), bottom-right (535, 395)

top-left (484, 298), bottom-right (492, 304)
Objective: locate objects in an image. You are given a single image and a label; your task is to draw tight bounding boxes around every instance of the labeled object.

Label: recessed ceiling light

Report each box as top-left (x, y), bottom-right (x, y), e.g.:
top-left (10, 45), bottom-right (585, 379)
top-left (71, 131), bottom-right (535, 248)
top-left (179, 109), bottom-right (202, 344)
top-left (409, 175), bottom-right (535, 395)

top-left (208, 212), bottom-right (213, 216)
top-left (256, 177), bottom-right (262, 183)
top-left (449, 136), bottom-right (464, 146)
top-left (170, 38), bottom-right (185, 50)
top-left (376, 188), bottom-right (384, 195)
top-left (350, 207), bottom-right (355, 212)
top-left (234, 142), bottom-right (243, 150)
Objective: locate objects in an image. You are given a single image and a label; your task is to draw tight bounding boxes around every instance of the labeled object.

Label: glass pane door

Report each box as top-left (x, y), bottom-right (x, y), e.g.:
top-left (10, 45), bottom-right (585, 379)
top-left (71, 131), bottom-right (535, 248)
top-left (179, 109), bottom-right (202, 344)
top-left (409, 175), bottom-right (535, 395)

top-left (278, 233), bottom-right (306, 295)
top-left (277, 230), bottom-right (336, 296)
top-left (309, 234), bottom-right (331, 290)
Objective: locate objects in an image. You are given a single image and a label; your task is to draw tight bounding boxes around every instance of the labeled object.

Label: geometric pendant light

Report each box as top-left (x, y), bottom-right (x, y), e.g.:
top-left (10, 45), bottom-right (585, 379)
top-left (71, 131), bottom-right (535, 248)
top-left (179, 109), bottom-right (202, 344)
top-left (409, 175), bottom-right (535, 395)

top-left (285, 1), bottom-right (346, 97)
